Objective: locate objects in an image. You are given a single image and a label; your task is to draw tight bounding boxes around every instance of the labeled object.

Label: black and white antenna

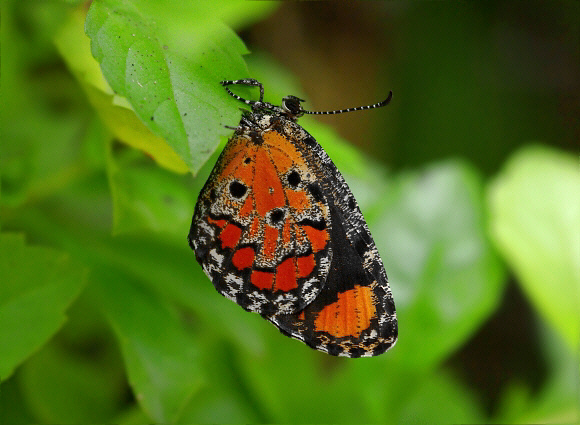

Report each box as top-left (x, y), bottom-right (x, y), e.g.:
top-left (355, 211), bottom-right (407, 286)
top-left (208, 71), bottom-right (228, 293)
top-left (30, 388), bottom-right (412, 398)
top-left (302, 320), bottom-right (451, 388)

top-left (301, 91), bottom-right (392, 115)
top-left (221, 79), bottom-right (392, 119)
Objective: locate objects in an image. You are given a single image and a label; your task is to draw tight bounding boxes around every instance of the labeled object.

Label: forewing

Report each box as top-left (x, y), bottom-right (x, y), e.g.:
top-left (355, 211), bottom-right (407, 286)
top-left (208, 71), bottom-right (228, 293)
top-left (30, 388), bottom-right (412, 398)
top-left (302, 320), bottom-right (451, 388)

top-left (189, 129), bottom-right (333, 315)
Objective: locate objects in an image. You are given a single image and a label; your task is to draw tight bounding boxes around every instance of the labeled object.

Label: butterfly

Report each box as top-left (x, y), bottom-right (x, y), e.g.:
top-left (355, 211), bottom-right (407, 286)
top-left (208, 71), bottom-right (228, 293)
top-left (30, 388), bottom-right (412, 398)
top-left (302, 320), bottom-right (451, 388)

top-left (188, 79), bottom-right (397, 357)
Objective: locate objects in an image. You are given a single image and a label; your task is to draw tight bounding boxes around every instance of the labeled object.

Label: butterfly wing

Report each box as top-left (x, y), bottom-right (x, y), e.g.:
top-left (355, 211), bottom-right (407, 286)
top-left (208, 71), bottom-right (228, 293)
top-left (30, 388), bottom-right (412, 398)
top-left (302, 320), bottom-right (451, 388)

top-left (266, 127), bottom-right (398, 357)
top-left (189, 128), bottom-right (333, 316)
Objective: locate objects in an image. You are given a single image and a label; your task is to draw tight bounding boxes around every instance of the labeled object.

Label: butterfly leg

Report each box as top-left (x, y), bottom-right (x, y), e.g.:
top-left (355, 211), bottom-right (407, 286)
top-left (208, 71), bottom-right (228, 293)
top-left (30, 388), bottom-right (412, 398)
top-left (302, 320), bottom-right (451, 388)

top-left (221, 79), bottom-right (265, 103)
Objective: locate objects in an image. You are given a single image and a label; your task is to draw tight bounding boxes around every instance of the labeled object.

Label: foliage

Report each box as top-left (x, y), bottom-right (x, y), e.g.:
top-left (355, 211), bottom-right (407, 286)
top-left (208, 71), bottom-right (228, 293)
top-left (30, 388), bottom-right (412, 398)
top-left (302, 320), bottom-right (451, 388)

top-left (1, 1), bottom-right (577, 424)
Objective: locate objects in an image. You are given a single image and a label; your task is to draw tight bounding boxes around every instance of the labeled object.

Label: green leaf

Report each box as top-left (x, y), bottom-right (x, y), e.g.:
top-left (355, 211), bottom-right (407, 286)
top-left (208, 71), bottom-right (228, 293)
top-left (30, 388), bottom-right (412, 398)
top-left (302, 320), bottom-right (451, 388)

top-left (54, 7), bottom-right (189, 174)
top-left (488, 146), bottom-right (580, 350)
top-left (237, 338), bottom-right (372, 423)
top-left (0, 233), bottom-right (86, 380)
top-left (106, 145), bottom-right (196, 235)
top-left (0, 375), bottom-right (37, 425)
top-left (373, 161), bottom-right (506, 369)
top-left (177, 345), bottom-right (263, 423)
top-left (2, 2), bottom-right (108, 210)
top-left (180, 389), bottom-right (259, 423)
top-left (85, 0), bottom-right (269, 173)
top-left (91, 267), bottom-right (204, 423)
top-left (16, 291), bottom-right (128, 424)
top-left (18, 341), bottom-right (124, 424)
top-left (494, 324), bottom-right (579, 424)
top-left (397, 370), bottom-right (484, 424)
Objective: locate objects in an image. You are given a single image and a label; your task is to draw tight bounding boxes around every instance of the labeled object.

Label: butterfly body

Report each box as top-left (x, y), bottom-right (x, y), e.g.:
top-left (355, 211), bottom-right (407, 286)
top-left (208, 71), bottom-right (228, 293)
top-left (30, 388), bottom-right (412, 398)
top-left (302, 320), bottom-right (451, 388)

top-left (188, 79), bottom-right (397, 357)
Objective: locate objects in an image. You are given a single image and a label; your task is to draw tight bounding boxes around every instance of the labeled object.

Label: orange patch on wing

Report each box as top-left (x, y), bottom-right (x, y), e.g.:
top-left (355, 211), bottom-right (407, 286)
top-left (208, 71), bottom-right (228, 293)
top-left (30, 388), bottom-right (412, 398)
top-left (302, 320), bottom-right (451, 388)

top-left (230, 151), bottom-right (255, 186)
top-left (263, 130), bottom-right (304, 162)
top-left (232, 246), bottom-right (254, 270)
top-left (274, 257), bottom-right (297, 292)
top-left (281, 219), bottom-right (293, 246)
top-left (302, 226), bottom-right (329, 252)
top-left (261, 224), bottom-right (279, 261)
top-left (313, 285), bottom-right (375, 338)
top-left (219, 223), bottom-right (242, 249)
top-left (286, 189), bottom-right (310, 212)
top-left (220, 139), bottom-right (254, 177)
top-left (294, 225), bottom-right (308, 249)
top-left (296, 254), bottom-right (316, 278)
top-left (219, 137), bottom-right (245, 160)
top-left (208, 217), bottom-right (227, 229)
top-left (237, 195), bottom-right (254, 218)
top-left (251, 270), bottom-right (274, 290)
top-left (253, 149), bottom-right (285, 216)
top-left (265, 147), bottom-right (294, 173)
top-left (247, 216), bottom-right (261, 239)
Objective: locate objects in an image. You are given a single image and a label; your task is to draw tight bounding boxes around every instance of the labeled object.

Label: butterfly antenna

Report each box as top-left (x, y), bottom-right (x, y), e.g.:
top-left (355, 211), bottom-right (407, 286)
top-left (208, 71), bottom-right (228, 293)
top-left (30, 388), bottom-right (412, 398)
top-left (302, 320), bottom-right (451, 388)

top-left (303, 91), bottom-right (393, 115)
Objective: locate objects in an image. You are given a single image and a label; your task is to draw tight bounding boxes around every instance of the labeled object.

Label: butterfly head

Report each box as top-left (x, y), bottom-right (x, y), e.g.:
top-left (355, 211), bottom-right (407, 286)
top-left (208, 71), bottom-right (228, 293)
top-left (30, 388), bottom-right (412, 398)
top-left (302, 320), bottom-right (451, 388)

top-left (281, 95), bottom-right (307, 119)
top-left (220, 79), bottom-right (392, 123)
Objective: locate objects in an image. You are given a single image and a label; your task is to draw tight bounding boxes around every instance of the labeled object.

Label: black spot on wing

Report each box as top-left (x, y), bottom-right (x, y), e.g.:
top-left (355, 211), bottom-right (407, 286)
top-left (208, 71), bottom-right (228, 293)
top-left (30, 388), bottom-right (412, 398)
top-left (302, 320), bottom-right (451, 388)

top-left (354, 237), bottom-right (368, 258)
top-left (348, 197), bottom-right (357, 211)
top-left (270, 208), bottom-right (285, 224)
top-left (298, 218), bottom-right (327, 231)
top-left (229, 181), bottom-right (247, 198)
top-left (326, 344), bottom-right (342, 357)
top-left (304, 136), bottom-right (316, 147)
top-left (349, 346), bottom-right (365, 358)
top-left (307, 183), bottom-right (324, 203)
top-left (287, 170), bottom-right (301, 187)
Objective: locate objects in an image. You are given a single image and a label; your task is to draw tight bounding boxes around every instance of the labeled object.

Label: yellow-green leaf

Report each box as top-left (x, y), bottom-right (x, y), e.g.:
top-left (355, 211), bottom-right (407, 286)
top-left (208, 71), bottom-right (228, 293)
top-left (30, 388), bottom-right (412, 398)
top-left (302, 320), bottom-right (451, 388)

top-left (488, 146), bottom-right (580, 350)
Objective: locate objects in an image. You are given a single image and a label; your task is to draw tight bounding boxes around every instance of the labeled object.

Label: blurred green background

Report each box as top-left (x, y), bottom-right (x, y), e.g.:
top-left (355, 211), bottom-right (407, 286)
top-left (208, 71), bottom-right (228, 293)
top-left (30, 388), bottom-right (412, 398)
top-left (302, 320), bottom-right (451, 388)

top-left (1, 1), bottom-right (578, 424)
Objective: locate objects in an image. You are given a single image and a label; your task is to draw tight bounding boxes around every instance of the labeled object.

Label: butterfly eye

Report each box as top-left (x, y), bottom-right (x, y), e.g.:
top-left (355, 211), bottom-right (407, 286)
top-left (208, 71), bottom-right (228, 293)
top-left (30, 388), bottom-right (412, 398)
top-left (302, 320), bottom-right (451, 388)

top-left (287, 170), bottom-right (301, 188)
top-left (281, 95), bottom-right (305, 116)
top-left (229, 180), bottom-right (247, 199)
